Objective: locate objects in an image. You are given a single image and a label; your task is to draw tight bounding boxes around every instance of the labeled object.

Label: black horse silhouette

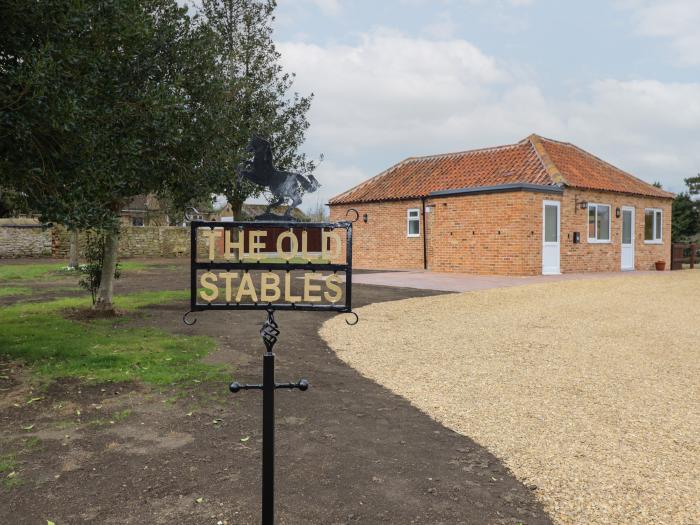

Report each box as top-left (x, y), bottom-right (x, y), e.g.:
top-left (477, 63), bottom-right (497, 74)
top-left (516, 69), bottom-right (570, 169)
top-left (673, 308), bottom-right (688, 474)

top-left (237, 136), bottom-right (320, 219)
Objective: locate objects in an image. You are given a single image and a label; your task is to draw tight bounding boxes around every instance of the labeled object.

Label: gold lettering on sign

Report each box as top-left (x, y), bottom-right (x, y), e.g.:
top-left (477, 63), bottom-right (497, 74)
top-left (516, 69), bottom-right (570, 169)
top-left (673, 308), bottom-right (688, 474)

top-left (236, 272), bottom-right (258, 303)
top-left (201, 229), bottom-right (222, 261)
top-left (260, 272), bottom-right (281, 302)
top-left (277, 230), bottom-right (299, 260)
top-left (250, 231), bottom-right (267, 261)
top-left (284, 272), bottom-right (301, 302)
top-left (224, 229), bottom-right (245, 260)
top-left (303, 274), bottom-right (322, 302)
top-left (324, 274), bottom-right (342, 303)
top-left (200, 272), bottom-right (219, 302)
top-left (300, 230), bottom-right (310, 259)
top-left (220, 271), bottom-right (238, 302)
top-left (322, 230), bottom-right (342, 260)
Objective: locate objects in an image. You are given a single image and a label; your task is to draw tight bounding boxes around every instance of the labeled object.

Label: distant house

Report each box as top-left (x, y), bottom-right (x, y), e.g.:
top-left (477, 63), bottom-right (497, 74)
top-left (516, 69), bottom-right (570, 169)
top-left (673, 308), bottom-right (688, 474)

top-left (218, 203), bottom-right (310, 222)
top-left (120, 195), bottom-right (168, 227)
top-left (328, 134), bottom-right (673, 275)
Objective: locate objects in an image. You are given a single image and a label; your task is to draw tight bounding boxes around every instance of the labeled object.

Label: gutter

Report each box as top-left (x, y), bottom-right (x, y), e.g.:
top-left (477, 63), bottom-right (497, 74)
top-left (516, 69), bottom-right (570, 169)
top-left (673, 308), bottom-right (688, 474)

top-left (429, 183), bottom-right (564, 198)
top-left (421, 196), bottom-right (427, 270)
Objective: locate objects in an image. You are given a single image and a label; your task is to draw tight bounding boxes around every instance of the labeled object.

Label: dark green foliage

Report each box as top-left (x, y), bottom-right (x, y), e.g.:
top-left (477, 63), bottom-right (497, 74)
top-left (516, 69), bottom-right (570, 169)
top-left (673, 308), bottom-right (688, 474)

top-left (78, 231), bottom-right (120, 304)
top-left (672, 176), bottom-right (700, 242)
top-left (672, 193), bottom-right (700, 242)
top-left (198, 0), bottom-right (316, 216)
top-left (0, 188), bottom-right (29, 217)
top-left (0, 0), bottom-right (227, 231)
top-left (685, 174), bottom-right (700, 196)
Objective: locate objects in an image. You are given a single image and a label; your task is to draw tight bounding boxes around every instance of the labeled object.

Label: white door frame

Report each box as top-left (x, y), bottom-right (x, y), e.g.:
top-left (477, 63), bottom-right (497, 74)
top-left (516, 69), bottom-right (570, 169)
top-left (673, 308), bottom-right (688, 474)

top-left (542, 200), bottom-right (561, 275)
top-left (621, 206), bottom-right (635, 271)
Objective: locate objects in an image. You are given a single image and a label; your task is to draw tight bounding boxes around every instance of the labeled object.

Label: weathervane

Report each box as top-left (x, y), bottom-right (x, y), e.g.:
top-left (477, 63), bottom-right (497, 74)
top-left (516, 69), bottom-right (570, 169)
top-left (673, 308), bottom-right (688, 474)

top-left (237, 135), bottom-right (320, 221)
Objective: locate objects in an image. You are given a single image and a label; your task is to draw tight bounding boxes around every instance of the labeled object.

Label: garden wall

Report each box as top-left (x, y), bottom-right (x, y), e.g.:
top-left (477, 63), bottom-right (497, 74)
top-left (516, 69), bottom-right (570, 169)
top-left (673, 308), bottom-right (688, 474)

top-left (0, 223), bottom-right (53, 258)
top-left (1, 224), bottom-right (191, 259)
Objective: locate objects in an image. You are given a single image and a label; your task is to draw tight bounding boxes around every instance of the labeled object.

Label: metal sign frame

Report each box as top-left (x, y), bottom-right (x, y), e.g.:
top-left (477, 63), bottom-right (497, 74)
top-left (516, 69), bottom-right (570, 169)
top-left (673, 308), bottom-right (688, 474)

top-left (185, 211), bottom-right (357, 525)
top-left (189, 218), bottom-right (353, 314)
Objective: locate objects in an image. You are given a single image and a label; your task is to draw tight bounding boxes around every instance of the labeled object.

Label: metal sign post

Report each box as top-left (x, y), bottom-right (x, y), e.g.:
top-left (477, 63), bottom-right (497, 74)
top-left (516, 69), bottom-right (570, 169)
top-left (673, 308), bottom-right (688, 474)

top-left (185, 214), bottom-right (356, 525)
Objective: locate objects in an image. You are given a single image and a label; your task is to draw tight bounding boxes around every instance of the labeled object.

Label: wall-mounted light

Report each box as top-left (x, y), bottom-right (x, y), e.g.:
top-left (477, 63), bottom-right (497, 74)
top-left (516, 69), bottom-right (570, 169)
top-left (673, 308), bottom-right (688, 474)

top-left (615, 207), bottom-right (621, 218)
top-left (362, 213), bottom-right (368, 223)
top-left (574, 195), bottom-right (588, 212)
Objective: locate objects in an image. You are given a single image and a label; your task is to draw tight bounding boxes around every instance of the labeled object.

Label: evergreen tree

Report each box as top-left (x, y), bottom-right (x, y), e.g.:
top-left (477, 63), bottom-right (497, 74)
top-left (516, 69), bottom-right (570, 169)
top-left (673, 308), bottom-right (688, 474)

top-left (672, 193), bottom-right (700, 242)
top-left (199, 0), bottom-right (315, 218)
top-left (685, 174), bottom-right (700, 196)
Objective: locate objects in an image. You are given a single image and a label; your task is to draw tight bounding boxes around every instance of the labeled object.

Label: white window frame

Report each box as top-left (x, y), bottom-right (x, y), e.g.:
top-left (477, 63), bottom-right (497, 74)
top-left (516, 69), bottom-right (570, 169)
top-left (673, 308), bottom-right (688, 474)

top-left (587, 203), bottom-right (611, 243)
top-left (644, 208), bottom-right (663, 244)
top-left (407, 208), bottom-right (420, 237)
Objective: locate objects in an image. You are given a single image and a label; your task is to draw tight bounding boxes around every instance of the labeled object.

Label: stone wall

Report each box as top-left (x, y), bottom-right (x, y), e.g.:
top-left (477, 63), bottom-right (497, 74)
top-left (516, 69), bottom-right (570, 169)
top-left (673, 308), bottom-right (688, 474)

top-left (1, 225), bottom-right (191, 259)
top-left (0, 224), bottom-right (52, 258)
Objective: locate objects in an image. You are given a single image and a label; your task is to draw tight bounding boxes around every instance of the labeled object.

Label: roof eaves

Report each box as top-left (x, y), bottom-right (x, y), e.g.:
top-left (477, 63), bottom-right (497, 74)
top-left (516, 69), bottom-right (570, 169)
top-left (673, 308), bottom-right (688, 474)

top-left (565, 183), bottom-right (674, 200)
top-left (429, 183), bottom-right (563, 198)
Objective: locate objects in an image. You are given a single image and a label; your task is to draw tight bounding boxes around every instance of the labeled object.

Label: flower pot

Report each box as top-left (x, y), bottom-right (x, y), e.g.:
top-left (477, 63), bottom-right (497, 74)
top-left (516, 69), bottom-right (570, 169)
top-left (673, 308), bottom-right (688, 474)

top-left (655, 261), bottom-right (666, 271)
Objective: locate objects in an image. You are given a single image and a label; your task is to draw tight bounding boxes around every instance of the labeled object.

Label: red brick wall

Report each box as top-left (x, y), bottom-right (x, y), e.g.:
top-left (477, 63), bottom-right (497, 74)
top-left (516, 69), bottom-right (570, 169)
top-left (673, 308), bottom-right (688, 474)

top-left (425, 192), bottom-right (539, 275)
top-left (329, 189), bottom-right (672, 275)
top-left (329, 200), bottom-right (425, 270)
top-left (556, 189), bottom-right (671, 272)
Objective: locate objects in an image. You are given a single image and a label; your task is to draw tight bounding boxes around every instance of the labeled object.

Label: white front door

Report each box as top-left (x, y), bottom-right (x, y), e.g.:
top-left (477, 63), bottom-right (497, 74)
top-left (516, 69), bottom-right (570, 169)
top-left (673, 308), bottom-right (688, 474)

top-left (542, 200), bottom-right (561, 275)
top-left (621, 206), bottom-right (635, 271)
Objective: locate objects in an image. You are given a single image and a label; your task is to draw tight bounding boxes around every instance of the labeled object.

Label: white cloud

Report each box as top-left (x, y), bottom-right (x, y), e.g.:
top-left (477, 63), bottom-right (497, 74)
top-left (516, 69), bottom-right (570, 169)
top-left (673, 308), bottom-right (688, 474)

top-left (279, 29), bottom-right (698, 207)
top-left (623, 0), bottom-right (700, 66)
top-left (310, 0), bottom-right (342, 16)
top-left (563, 79), bottom-right (700, 190)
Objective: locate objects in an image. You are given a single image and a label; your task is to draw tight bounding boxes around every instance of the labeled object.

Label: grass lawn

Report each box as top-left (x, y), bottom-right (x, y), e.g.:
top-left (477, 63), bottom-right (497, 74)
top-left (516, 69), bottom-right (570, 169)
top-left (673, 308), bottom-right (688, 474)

top-left (0, 286), bottom-right (32, 298)
top-left (0, 261), bottom-right (156, 282)
top-left (0, 290), bottom-right (227, 385)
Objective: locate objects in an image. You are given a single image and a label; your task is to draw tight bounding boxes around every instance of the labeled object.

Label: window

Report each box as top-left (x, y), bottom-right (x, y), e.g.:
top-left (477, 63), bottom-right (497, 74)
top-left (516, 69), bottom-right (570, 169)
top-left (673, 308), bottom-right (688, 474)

top-left (407, 208), bottom-right (420, 237)
top-left (644, 208), bottom-right (663, 243)
top-left (588, 203), bottom-right (610, 242)
top-left (132, 216), bottom-right (144, 227)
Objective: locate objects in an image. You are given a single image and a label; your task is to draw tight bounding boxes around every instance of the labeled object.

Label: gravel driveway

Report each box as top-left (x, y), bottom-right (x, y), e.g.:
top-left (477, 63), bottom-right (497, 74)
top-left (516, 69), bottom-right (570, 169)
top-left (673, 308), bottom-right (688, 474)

top-left (321, 272), bottom-right (700, 525)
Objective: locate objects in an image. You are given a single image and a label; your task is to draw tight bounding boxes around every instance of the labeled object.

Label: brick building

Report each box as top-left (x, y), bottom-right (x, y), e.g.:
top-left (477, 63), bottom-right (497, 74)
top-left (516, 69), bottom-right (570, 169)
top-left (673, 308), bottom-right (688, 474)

top-left (328, 134), bottom-right (673, 275)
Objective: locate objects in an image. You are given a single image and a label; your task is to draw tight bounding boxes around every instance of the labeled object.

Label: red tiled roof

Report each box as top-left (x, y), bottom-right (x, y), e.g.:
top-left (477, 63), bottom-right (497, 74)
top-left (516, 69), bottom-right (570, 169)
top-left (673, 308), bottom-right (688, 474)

top-left (536, 137), bottom-right (673, 199)
top-left (329, 134), bottom-right (673, 204)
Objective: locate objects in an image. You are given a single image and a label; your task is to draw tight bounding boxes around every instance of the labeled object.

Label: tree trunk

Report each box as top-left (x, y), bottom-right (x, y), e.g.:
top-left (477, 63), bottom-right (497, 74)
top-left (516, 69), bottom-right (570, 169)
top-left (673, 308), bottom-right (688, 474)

top-left (68, 229), bottom-right (79, 269)
top-left (93, 230), bottom-right (119, 312)
top-left (231, 198), bottom-right (244, 220)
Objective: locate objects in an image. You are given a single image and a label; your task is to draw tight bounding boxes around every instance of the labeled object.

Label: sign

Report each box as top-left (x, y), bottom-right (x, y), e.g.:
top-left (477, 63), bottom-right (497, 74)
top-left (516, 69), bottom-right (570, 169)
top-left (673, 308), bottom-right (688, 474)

top-left (190, 220), bottom-right (353, 313)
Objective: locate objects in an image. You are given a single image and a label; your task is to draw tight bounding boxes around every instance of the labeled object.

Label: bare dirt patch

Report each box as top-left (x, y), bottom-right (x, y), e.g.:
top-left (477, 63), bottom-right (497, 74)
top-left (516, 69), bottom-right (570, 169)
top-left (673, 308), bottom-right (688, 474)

top-left (1, 261), bottom-right (553, 524)
top-left (321, 272), bottom-right (700, 525)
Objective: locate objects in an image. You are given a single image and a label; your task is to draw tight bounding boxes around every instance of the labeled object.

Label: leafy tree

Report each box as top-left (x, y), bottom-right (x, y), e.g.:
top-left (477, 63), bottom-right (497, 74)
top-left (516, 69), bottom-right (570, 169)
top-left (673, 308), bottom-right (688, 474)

top-left (0, 188), bottom-right (28, 218)
top-left (685, 174), bottom-right (700, 196)
top-left (1, 1), bottom-right (226, 312)
top-left (672, 193), bottom-right (700, 242)
top-left (199, 0), bottom-right (316, 217)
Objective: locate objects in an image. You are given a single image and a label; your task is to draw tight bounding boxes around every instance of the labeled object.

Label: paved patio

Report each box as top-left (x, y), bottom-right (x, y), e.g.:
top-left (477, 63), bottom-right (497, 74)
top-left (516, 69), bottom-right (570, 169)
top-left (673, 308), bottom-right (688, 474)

top-left (351, 269), bottom-right (655, 292)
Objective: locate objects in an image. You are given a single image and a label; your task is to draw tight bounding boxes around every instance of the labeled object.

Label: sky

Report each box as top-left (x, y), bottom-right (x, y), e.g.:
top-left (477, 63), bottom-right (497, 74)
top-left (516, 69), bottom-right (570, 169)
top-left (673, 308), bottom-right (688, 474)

top-left (254, 0), bottom-right (699, 212)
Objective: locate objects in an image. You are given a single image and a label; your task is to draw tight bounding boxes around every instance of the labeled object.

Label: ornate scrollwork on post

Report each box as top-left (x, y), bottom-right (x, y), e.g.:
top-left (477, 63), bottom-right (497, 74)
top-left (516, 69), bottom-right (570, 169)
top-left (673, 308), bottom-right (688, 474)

top-left (260, 308), bottom-right (280, 353)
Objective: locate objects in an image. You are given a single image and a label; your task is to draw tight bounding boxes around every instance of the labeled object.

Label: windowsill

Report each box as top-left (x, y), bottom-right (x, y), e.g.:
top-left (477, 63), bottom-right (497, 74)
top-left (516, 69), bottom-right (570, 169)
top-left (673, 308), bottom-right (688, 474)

top-left (407, 234), bottom-right (420, 238)
top-left (587, 239), bottom-right (611, 244)
top-left (644, 240), bottom-right (663, 245)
